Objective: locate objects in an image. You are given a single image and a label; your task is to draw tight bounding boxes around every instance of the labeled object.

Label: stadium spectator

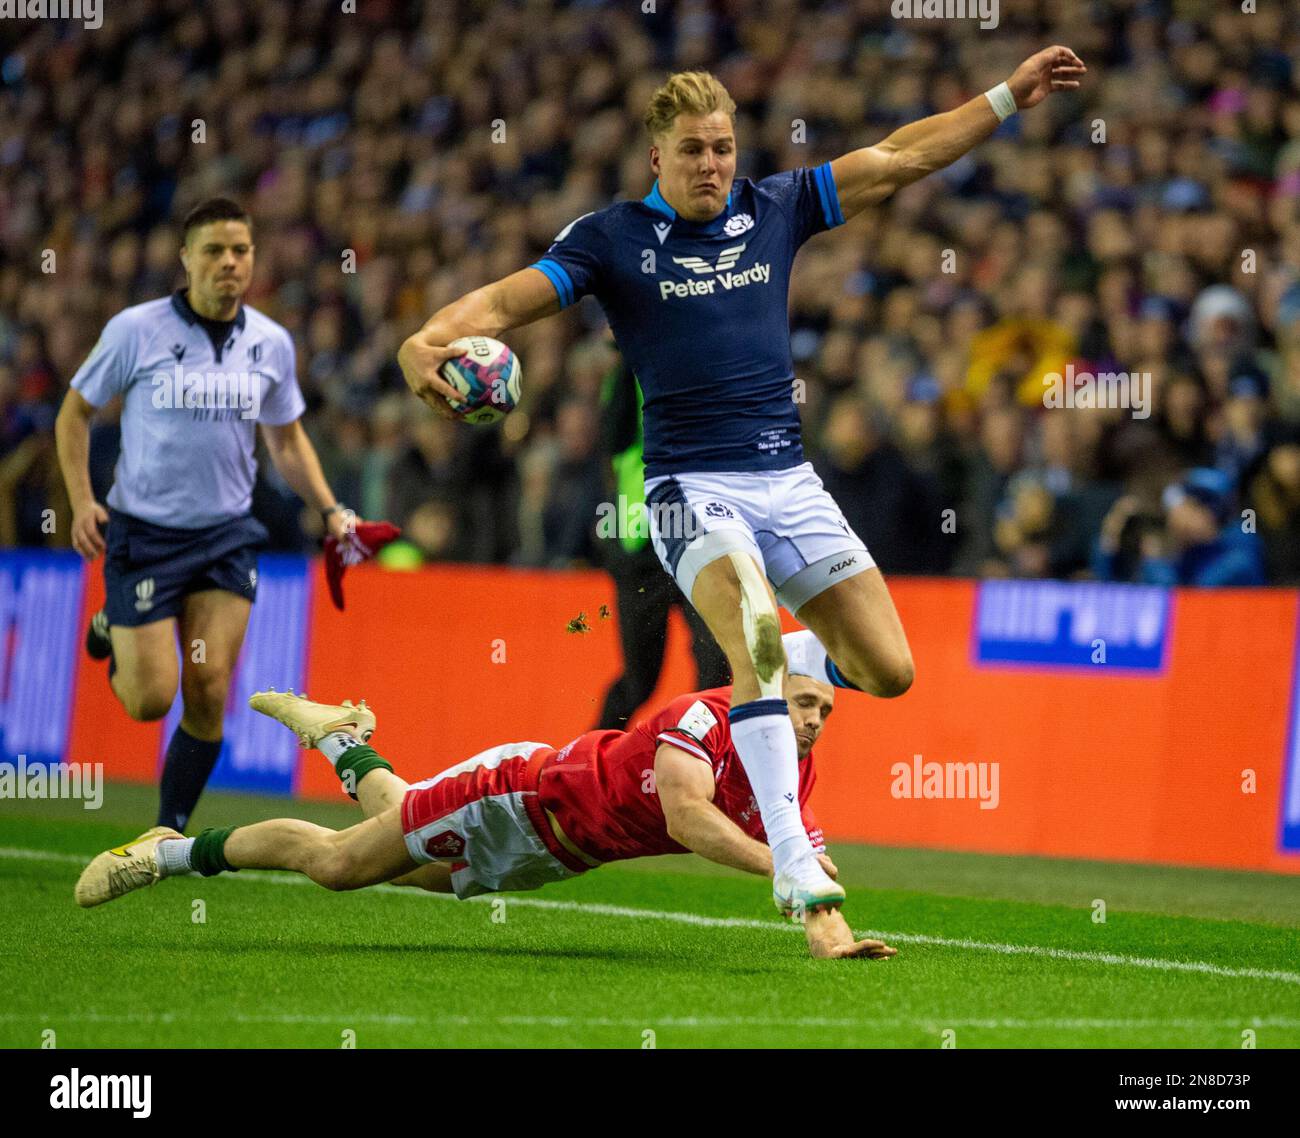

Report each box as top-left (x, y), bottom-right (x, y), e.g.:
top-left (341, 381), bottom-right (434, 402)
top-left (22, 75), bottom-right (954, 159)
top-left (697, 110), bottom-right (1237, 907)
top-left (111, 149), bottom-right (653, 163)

top-left (538, 398), bottom-right (605, 568)
top-left (1246, 430), bottom-right (1300, 584)
top-left (1093, 468), bottom-right (1267, 586)
top-left (3, 0), bottom-right (1298, 586)
top-left (1215, 364), bottom-right (1272, 486)
top-left (954, 404), bottom-right (1026, 574)
top-left (813, 393), bottom-right (947, 575)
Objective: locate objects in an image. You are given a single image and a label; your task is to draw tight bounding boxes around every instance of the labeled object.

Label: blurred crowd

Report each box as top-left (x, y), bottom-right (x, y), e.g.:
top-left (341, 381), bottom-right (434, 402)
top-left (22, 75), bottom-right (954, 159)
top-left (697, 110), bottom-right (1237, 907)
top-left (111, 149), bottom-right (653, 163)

top-left (3, 0), bottom-right (1300, 585)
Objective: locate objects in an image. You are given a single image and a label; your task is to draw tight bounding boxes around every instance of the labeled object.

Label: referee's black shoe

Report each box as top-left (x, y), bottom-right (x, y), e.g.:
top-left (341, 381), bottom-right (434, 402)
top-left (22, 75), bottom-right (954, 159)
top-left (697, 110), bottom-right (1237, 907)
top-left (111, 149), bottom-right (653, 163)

top-left (85, 608), bottom-right (113, 661)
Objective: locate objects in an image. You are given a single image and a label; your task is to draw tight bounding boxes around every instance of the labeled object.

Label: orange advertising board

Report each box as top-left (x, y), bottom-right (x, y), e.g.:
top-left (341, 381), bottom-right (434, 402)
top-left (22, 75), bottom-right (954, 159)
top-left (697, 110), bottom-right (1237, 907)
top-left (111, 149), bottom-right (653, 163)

top-left (67, 561), bottom-right (1300, 874)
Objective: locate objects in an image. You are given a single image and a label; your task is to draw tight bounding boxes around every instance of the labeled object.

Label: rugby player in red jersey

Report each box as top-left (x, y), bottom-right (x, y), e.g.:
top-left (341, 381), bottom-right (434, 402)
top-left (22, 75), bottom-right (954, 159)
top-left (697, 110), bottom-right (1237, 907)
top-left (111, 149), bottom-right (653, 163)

top-left (75, 633), bottom-right (894, 961)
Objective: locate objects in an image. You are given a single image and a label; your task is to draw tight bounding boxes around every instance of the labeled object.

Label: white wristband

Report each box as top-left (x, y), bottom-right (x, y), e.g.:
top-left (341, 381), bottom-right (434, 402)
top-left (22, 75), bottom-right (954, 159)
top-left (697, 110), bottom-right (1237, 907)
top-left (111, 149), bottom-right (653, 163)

top-left (985, 81), bottom-right (1018, 122)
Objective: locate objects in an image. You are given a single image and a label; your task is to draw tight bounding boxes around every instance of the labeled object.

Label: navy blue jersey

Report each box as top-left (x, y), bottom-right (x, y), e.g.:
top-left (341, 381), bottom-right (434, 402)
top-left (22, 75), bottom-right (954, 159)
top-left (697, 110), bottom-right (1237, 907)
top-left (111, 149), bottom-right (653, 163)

top-left (530, 164), bottom-right (845, 478)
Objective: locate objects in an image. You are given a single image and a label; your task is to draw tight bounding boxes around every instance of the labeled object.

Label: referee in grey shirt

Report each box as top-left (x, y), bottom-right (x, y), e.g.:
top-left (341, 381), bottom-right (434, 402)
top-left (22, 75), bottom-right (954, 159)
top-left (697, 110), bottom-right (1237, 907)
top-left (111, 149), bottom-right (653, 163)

top-left (55, 198), bottom-right (364, 832)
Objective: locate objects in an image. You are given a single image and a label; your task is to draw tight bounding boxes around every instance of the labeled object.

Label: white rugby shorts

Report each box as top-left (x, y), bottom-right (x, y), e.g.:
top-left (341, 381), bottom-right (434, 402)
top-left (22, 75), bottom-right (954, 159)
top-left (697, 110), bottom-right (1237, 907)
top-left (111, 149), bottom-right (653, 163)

top-left (402, 741), bottom-right (582, 900)
top-left (643, 462), bottom-right (875, 613)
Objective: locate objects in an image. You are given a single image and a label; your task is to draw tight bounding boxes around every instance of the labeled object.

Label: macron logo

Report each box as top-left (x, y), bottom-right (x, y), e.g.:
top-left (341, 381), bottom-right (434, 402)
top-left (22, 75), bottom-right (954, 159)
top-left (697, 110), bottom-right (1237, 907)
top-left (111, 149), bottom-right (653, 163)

top-left (50, 1069), bottom-right (151, 1119)
top-left (653, 222), bottom-right (671, 245)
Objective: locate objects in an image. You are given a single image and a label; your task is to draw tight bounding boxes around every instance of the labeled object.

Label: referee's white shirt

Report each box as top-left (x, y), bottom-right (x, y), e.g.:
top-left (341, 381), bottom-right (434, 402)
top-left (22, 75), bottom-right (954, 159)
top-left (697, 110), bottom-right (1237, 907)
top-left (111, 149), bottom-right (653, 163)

top-left (71, 291), bottom-right (306, 529)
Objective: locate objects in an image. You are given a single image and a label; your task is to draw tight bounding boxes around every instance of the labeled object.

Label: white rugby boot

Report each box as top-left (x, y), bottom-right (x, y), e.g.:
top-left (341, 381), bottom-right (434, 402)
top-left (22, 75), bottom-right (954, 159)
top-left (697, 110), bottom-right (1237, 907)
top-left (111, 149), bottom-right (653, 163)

top-left (773, 852), bottom-right (846, 917)
top-left (75, 826), bottom-right (183, 908)
top-left (248, 690), bottom-right (376, 747)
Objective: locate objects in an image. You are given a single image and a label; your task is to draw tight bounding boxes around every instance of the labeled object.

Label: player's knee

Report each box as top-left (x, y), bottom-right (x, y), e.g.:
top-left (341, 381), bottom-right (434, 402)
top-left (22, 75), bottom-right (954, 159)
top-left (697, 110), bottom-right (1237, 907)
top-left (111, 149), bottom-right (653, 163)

top-left (840, 648), bottom-right (913, 698)
top-left (727, 554), bottom-right (785, 693)
top-left (876, 655), bottom-right (914, 698)
top-left (118, 685), bottom-right (174, 722)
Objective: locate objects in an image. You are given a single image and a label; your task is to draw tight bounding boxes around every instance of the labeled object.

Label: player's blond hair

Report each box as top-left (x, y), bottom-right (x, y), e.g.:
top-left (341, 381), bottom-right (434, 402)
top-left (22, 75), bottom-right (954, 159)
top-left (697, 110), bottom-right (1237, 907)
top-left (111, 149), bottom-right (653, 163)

top-left (643, 71), bottom-right (737, 141)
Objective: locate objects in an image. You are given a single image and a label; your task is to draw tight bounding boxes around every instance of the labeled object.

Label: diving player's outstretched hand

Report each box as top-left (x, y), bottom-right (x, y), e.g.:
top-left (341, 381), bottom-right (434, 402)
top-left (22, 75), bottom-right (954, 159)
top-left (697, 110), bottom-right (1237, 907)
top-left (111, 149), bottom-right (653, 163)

top-left (1007, 45), bottom-right (1086, 111)
top-left (70, 499), bottom-right (109, 561)
top-left (804, 907), bottom-right (897, 961)
top-left (816, 936), bottom-right (897, 961)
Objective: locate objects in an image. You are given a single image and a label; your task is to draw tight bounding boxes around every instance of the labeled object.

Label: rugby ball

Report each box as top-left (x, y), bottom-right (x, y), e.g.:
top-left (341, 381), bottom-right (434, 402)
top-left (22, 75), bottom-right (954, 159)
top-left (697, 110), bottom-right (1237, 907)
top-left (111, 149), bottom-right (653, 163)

top-left (438, 336), bottom-right (523, 425)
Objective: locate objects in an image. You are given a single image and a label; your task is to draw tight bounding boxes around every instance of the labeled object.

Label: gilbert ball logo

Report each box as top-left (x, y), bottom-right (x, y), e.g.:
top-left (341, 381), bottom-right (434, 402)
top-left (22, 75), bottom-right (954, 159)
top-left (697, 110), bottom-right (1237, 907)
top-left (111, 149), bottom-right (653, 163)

top-left (133, 578), bottom-right (155, 613)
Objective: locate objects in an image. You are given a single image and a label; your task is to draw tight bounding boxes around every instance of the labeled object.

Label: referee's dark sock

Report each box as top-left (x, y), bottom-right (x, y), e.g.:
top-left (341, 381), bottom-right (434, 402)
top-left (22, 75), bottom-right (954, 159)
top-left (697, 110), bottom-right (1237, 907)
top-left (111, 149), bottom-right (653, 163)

top-left (157, 726), bottom-right (223, 832)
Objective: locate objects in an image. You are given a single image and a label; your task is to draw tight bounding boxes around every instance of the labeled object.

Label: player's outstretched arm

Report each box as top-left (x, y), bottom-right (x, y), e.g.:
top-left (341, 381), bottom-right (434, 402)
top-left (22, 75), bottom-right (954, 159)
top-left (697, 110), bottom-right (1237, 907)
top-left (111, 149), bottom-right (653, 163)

top-left (830, 45), bottom-right (1086, 219)
top-left (655, 744), bottom-right (775, 876)
top-left (655, 743), bottom-right (841, 877)
top-left (398, 268), bottom-right (560, 416)
top-left (657, 745), bottom-right (894, 959)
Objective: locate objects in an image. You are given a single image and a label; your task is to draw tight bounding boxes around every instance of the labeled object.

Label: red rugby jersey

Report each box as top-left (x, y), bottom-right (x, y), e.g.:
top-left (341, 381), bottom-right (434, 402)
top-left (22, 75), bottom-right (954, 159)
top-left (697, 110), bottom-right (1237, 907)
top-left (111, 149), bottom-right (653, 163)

top-left (536, 687), bottom-right (824, 864)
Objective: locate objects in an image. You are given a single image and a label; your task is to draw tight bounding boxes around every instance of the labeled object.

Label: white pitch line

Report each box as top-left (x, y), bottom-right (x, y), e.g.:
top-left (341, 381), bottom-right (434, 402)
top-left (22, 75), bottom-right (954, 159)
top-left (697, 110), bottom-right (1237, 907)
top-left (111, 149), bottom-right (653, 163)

top-left (4, 845), bottom-right (1299, 987)
top-left (0, 1011), bottom-right (1296, 1030)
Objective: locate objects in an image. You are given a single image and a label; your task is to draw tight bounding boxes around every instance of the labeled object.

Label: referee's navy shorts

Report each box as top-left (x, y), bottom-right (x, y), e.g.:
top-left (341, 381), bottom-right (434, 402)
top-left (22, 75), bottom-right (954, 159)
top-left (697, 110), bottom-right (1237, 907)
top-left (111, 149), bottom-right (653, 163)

top-left (103, 509), bottom-right (268, 627)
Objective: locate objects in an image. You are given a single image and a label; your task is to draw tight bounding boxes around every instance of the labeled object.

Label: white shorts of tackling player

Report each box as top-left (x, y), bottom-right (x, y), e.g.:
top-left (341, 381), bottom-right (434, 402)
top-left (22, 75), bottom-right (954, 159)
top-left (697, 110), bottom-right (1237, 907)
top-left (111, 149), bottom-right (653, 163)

top-left (644, 462), bottom-right (875, 615)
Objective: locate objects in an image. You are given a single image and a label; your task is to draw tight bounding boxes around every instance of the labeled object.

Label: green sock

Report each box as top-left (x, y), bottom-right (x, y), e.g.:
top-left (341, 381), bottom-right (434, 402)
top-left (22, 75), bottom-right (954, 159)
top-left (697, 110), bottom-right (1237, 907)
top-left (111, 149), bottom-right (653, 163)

top-left (191, 825), bottom-right (238, 877)
top-left (334, 744), bottom-right (394, 801)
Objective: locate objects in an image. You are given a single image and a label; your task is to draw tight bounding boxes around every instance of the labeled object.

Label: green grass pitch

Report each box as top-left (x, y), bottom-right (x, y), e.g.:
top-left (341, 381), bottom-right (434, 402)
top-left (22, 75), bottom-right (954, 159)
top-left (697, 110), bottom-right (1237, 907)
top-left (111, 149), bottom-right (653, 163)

top-left (2, 783), bottom-right (1298, 1049)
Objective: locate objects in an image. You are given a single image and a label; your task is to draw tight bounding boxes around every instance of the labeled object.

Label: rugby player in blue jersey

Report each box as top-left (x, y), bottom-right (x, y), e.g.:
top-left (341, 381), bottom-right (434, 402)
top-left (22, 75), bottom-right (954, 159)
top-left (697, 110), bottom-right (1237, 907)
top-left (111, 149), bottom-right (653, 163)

top-left (55, 198), bottom-right (369, 833)
top-left (398, 48), bottom-right (1086, 915)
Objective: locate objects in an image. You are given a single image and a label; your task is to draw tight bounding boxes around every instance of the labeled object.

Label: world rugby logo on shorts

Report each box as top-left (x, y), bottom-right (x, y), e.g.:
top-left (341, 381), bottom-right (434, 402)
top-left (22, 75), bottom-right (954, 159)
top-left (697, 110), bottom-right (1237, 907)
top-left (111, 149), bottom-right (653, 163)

top-left (424, 830), bottom-right (466, 859)
top-left (703, 501), bottom-right (735, 520)
top-left (248, 568), bottom-right (258, 592)
top-left (134, 578), bottom-right (155, 613)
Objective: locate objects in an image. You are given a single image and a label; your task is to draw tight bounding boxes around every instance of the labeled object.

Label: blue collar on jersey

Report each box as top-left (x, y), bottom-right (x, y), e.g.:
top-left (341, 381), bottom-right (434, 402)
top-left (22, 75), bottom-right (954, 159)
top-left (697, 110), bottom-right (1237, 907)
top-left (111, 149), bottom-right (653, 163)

top-left (642, 179), bottom-right (733, 223)
top-left (170, 288), bottom-right (247, 332)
